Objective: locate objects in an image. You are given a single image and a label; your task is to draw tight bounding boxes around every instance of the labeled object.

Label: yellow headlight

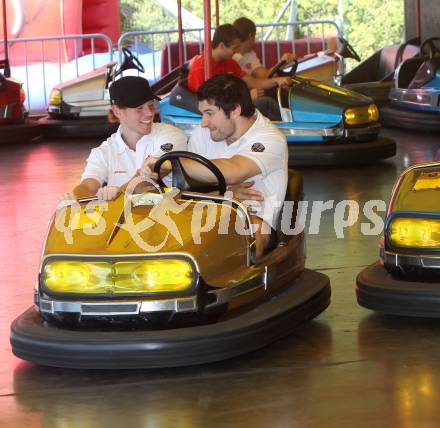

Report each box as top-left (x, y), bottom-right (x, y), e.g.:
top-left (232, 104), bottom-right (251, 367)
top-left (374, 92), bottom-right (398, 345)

top-left (49, 89), bottom-right (62, 106)
top-left (388, 218), bottom-right (440, 248)
top-left (44, 261), bottom-right (112, 294)
top-left (368, 104), bottom-right (379, 121)
top-left (344, 104), bottom-right (379, 125)
top-left (43, 259), bottom-right (194, 294)
top-left (114, 260), bottom-right (193, 292)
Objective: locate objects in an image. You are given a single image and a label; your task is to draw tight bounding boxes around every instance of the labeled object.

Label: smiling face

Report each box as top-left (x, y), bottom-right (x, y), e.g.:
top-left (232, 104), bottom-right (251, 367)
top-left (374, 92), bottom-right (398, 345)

top-left (198, 100), bottom-right (237, 142)
top-left (112, 100), bottom-right (157, 140)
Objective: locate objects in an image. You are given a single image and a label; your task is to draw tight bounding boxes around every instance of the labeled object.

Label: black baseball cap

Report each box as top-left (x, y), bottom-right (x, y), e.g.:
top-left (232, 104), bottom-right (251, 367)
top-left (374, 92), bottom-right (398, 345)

top-left (109, 76), bottom-right (160, 108)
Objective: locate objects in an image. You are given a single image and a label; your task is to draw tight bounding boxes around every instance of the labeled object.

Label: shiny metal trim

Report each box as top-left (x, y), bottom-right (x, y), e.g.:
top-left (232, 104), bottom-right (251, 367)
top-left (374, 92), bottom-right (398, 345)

top-left (278, 125), bottom-right (343, 138)
top-left (206, 274), bottom-right (265, 309)
top-left (0, 103), bottom-right (15, 119)
top-left (390, 88), bottom-right (439, 109)
top-left (383, 250), bottom-right (440, 269)
top-left (343, 122), bottom-right (381, 137)
top-left (39, 295), bottom-right (198, 316)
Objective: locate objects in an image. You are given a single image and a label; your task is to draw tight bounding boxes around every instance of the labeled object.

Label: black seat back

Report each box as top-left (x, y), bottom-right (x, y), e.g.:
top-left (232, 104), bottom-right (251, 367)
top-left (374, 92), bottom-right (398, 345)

top-left (275, 169), bottom-right (303, 244)
top-left (342, 42), bottom-right (419, 84)
top-left (397, 57), bottom-right (424, 88)
top-left (169, 79), bottom-right (200, 114)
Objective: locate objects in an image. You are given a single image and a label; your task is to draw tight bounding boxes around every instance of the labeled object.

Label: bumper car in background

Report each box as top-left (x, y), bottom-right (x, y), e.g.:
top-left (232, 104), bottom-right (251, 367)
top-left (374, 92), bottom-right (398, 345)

top-left (356, 161), bottom-right (440, 317)
top-left (380, 38), bottom-right (440, 131)
top-left (38, 48), bottom-right (145, 138)
top-left (0, 59), bottom-right (40, 144)
top-left (341, 38), bottom-right (420, 105)
top-left (10, 153), bottom-right (331, 369)
top-left (160, 70), bottom-right (396, 167)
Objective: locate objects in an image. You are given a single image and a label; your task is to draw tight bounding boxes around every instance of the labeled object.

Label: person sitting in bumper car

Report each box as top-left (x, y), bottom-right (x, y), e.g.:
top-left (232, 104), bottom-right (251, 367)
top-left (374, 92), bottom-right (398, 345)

top-left (143, 73), bottom-right (288, 258)
top-left (60, 76), bottom-right (187, 203)
top-left (187, 24), bottom-right (292, 121)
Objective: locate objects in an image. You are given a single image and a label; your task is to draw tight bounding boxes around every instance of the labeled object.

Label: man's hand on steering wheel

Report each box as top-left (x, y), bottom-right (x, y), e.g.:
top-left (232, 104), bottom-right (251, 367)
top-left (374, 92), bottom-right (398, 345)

top-left (268, 58), bottom-right (298, 78)
top-left (273, 76), bottom-right (292, 88)
top-left (152, 151), bottom-right (227, 195)
top-left (140, 156), bottom-right (174, 183)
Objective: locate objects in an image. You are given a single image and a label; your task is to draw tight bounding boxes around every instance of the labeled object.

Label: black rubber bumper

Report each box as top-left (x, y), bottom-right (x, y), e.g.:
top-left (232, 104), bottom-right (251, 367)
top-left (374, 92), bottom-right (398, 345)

top-left (288, 137), bottom-right (396, 166)
top-left (38, 116), bottom-right (118, 139)
top-left (0, 120), bottom-right (41, 144)
top-left (380, 105), bottom-right (440, 131)
top-left (356, 261), bottom-right (440, 317)
top-left (10, 269), bottom-right (330, 369)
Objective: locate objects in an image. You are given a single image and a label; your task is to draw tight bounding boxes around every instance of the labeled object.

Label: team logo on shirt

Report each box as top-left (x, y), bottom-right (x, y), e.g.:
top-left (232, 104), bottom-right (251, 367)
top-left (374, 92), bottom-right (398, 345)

top-left (161, 143), bottom-right (173, 152)
top-left (251, 143), bottom-right (265, 152)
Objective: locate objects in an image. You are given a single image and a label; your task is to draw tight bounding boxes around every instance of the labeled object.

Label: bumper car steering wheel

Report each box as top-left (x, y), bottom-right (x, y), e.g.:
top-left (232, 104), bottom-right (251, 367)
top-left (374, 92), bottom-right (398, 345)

top-left (337, 36), bottom-right (361, 62)
top-left (154, 151), bottom-right (227, 195)
top-left (268, 58), bottom-right (298, 78)
top-left (114, 47), bottom-right (145, 78)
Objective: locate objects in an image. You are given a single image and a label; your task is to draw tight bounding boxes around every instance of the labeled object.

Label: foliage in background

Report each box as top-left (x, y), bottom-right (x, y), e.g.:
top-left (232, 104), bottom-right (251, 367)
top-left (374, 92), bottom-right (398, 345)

top-left (120, 0), bottom-right (404, 61)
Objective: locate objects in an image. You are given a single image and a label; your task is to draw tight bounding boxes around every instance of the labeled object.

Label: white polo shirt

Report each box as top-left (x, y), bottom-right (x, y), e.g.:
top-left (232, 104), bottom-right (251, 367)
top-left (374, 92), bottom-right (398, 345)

top-left (81, 123), bottom-right (187, 187)
top-left (233, 51), bottom-right (263, 75)
top-left (188, 110), bottom-right (288, 229)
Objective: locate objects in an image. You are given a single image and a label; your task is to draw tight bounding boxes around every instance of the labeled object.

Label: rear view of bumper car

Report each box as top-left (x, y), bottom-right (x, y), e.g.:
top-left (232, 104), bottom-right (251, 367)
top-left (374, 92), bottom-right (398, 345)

top-left (11, 153), bottom-right (330, 368)
top-left (356, 161), bottom-right (440, 317)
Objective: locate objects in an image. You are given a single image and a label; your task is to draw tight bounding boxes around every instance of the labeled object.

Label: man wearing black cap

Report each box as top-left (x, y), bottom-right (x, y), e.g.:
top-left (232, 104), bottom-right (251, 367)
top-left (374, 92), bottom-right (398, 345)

top-left (61, 76), bottom-right (187, 201)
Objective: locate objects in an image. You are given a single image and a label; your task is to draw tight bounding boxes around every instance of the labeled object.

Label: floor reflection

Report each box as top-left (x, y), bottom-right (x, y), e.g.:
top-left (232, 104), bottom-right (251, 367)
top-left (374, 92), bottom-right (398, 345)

top-left (0, 130), bottom-right (440, 427)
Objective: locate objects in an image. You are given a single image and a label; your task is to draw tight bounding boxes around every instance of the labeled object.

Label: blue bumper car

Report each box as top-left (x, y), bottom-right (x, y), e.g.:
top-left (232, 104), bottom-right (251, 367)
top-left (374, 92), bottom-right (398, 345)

top-left (381, 38), bottom-right (440, 131)
top-left (356, 162), bottom-right (440, 317)
top-left (160, 74), bottom-right (396, 167)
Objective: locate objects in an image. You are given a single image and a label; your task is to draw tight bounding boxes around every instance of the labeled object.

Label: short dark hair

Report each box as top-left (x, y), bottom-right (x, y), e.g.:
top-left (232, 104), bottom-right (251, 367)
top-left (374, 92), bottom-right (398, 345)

top-left (197, 74), bottom-right (255, 118)
top-left (212, 24), bottom-right (241, 49)
top-left (233, 17), bottom-right (256, 41)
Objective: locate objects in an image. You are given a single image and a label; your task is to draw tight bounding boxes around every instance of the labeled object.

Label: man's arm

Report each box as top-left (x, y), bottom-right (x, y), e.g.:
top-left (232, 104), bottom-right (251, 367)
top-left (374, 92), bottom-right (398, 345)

top-left (251, 53), bottom-right (297, 79)
top-left (180, 155), bottom-right (261, 185)
top-left (71, 178), bottom-right (102, 199)
top-left (251, 66), bottom-right (270, 79)
top-left (242, 74), bottom-right (291, 90)
top-left (142, 154), bottom-right (261, 186)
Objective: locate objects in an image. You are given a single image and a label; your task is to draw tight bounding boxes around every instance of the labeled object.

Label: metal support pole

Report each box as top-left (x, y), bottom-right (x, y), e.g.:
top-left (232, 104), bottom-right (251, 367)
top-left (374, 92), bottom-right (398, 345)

top-left (203, 0), bottom-right (212, 80)
top-left (415, 0), bottom-right (421, 38)
top-left (2, 0), bottom-right (10, 76)
top-left (177, 0), bottom-right (184, 66)
top-left (215, 0), bottom-right (219, 28)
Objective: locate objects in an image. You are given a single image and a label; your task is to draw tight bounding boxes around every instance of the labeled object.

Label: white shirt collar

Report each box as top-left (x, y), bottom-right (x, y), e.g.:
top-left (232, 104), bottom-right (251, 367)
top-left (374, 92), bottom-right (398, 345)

top-left (115, 125), bottom-right (155, 154)
top-left (115, 126), bottom-right (129, 154)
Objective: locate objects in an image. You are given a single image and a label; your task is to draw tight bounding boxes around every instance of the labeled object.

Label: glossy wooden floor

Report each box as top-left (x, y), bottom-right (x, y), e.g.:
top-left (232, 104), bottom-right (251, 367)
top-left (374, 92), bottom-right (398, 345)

top-left (0, 128), bottom-right (439, 428)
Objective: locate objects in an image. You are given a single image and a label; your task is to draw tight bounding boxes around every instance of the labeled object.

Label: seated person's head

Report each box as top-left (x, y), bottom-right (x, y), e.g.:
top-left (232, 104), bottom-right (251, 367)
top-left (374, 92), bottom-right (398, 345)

top-left (233, 17), bottom-right (257, 53)
top-left (108, 76), bottom-right (160, 135)
top-left (197, 74), bottom-right (255, 141)
top-left (212, 24), bottom-right (242, 60)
